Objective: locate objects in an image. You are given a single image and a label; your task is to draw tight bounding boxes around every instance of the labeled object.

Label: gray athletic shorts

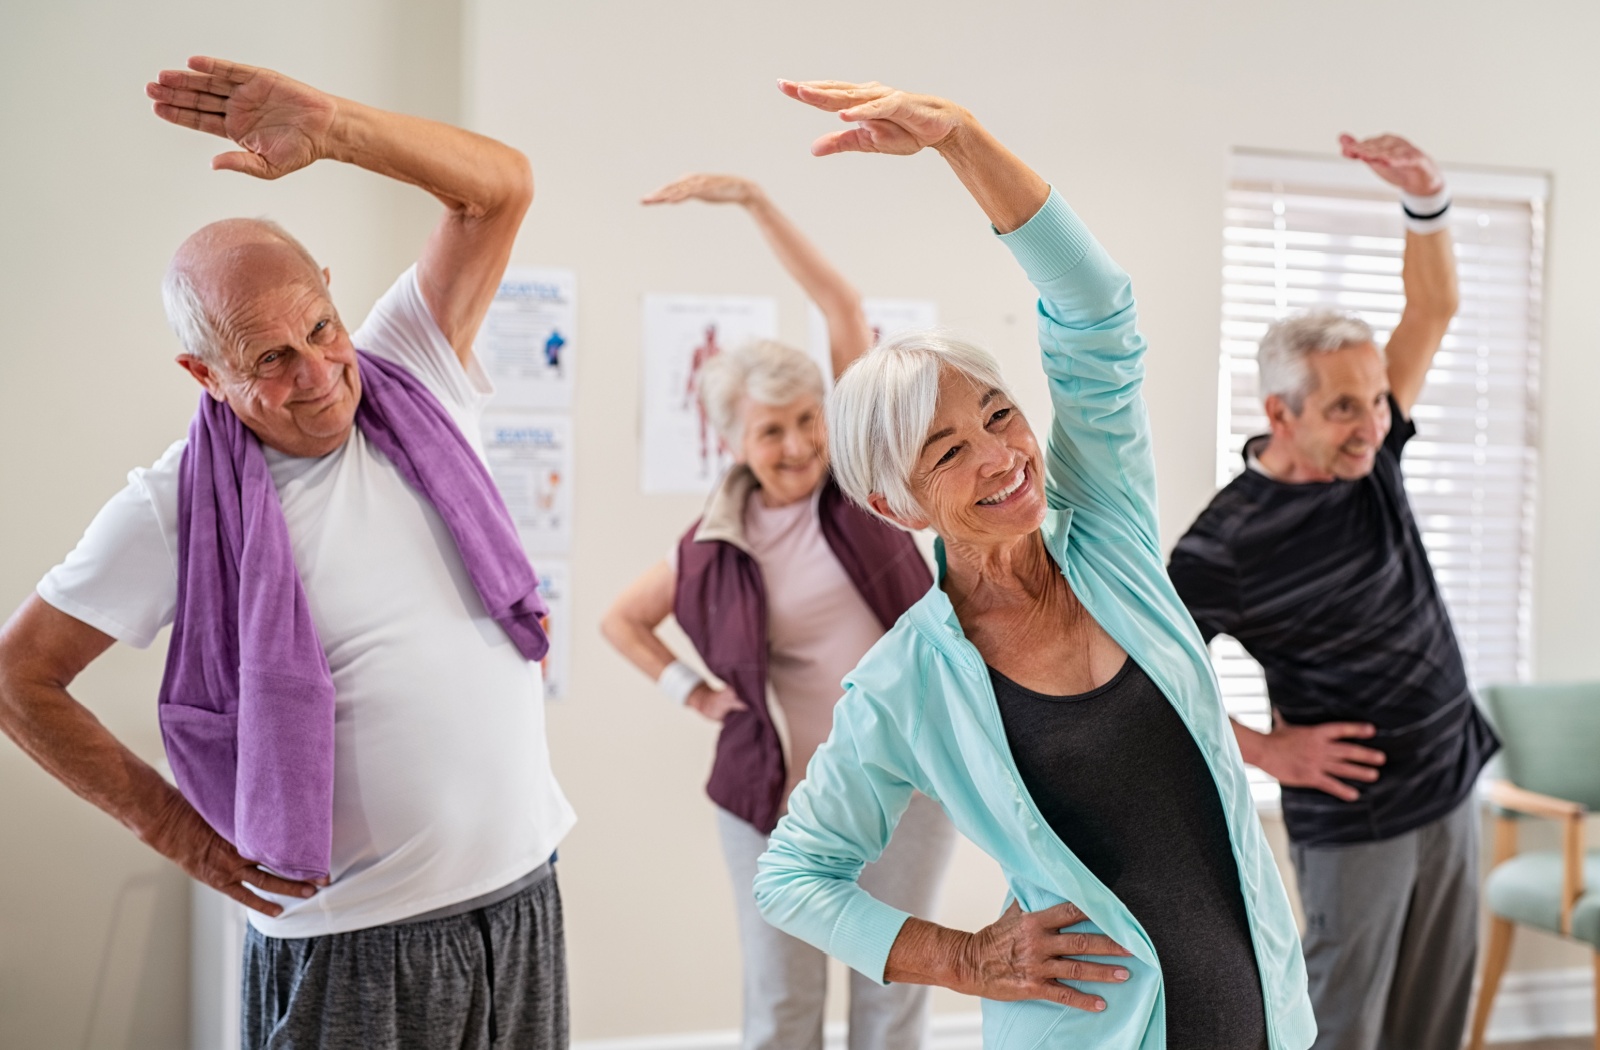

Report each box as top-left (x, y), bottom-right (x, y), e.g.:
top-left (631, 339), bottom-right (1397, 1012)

top-left (242, 866), bottom-right (567, 1050)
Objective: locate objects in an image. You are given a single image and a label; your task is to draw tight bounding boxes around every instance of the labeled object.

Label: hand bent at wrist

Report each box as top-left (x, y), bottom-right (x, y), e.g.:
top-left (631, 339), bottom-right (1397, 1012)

top-left (945, 901), bottom-right (1131, 1011)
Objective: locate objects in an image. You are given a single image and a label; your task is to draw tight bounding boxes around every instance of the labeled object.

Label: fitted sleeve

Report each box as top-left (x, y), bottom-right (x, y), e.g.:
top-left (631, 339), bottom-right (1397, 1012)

top-left (1167, 521), bottom-right (1243, 644)
top-left (36, 440), bottom-right (186, 648)
top-left (997, 191), bottom-right (1158, 550)
top-left (753, 685), bottom-right (920, 985)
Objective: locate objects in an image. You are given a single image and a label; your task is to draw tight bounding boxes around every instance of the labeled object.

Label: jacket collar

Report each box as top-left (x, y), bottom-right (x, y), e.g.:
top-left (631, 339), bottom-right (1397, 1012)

top-left (692, 465), bottom-right (760, 554)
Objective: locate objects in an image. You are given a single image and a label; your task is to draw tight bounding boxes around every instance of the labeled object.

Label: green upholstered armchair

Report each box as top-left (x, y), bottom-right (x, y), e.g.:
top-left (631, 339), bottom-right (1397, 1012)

top-left (1467, 682), bottom-right (1600, 1050)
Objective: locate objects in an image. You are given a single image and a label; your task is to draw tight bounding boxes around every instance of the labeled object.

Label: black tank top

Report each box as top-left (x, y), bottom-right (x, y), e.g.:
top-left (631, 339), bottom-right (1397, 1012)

top-left (991, 658), bottom-right (1267, 1050)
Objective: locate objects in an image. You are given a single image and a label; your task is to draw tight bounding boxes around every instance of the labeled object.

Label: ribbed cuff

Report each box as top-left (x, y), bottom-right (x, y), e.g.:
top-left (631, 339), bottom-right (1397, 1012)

top-left (996, 189), bottom-right (1093, 284)
top-left (829, 891), bottom-right (914, 986)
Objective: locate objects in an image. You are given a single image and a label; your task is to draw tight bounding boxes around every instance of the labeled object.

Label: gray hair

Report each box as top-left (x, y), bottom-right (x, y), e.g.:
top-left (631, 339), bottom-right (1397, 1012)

top-left (161, 218), bottom-right (324, 366)
top-left (1257, 310), bottom-right (1379, 412)
top-left (826, 328), bottom-right (1014, 526)
top-left (698, 340), bottom-right (826, 446)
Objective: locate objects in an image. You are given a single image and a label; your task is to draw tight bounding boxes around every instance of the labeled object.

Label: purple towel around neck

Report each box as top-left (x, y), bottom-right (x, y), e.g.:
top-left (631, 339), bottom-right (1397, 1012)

top-left (157, 350), bottom-right (549, 882)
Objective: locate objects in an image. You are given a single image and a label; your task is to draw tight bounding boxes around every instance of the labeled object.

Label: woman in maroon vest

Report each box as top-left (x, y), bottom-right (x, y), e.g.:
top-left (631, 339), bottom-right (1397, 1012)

top-left (603, 173), bottom-right (955, 1050)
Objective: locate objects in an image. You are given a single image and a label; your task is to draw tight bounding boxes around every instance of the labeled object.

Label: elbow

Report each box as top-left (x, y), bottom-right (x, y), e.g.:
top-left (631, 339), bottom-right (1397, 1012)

top-left (503, 149), bottom-right (535, 216)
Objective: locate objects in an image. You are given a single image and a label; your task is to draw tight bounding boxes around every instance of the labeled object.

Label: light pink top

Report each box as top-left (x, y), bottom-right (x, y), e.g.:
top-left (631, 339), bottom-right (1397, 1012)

top-left (742, 487), bottom-right (887, 802)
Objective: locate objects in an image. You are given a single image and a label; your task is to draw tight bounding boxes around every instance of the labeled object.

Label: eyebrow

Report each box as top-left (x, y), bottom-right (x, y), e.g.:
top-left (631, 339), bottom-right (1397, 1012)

top-left (920, 388), bottom-right (1003, 453)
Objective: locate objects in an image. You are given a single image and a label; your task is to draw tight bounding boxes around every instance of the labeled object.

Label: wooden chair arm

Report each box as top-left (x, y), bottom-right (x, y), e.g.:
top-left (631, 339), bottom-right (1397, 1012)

top-left (1485, 780), bottom-right (1588, 936)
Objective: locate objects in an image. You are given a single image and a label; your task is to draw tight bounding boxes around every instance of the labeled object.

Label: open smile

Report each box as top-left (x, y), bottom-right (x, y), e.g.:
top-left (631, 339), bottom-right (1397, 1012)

top-left (976, 466), bottom-right (1030, 506)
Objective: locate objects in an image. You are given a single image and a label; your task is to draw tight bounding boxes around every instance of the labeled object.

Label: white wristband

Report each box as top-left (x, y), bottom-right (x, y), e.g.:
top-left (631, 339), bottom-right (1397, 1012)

top-left (657, 660), bottom-right (705, 706)
top-left (1401, 184), bottom-right (1452, 234)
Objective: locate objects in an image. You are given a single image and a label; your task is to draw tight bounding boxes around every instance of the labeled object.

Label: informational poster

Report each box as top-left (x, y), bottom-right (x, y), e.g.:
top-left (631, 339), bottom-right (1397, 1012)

top-left (640, 294), bottom-right (778, 494)
top-left (531, 558), bottom-right (570, 703)
top-left (807, 298), bottom-right (939, 387)
top-left (482, 413), bottom-right (573, 554)
top-left (475, 267), bottom-right (576, 409)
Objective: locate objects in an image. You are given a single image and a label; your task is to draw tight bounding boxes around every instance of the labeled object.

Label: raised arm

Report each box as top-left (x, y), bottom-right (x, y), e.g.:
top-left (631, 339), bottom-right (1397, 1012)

top-left (146, 56), bottom-right (533, 365)
top-left (644, 174), bottom-right (872, 377)
top-left (781, 80), bottom-right (1156, 542)
top-left (1340, 133), bottom-right (1460, 416)
top-left (0, 597), bottom-right (320, 916)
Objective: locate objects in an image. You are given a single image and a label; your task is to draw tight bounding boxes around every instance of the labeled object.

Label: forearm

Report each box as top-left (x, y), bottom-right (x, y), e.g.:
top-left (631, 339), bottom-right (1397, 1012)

top-left (599, 612), bottom-right (679, 681)
top-left (0, 675), bottom-right (185, 847)
top-left (324, 98), bottom-right (532, 220)
top-left (742, 191), bottom-right (870, 373)
top-left (933, 119), bottom-right (1051, 235)
top-left (1401, 228), bottom-right (1460, 326)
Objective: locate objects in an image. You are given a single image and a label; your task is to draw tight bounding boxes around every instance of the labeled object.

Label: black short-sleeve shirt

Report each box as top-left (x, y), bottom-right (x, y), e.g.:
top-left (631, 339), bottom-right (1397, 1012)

top-left (1168, 397), bottom-right (1499, 845)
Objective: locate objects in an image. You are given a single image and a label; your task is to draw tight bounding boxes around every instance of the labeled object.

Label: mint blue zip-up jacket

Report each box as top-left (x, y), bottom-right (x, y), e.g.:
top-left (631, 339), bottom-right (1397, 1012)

top-left (753, 190), bottom-right (1316, 1050)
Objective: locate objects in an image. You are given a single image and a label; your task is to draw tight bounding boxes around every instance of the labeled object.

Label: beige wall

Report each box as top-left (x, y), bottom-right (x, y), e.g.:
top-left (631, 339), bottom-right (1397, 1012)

top-left (1, 0), bottom-right (1596, 1045)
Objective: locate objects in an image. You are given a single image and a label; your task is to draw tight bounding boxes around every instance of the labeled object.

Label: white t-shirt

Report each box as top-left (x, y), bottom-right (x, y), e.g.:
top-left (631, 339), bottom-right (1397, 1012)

top-left (38, 267), bottom-right (576, 938)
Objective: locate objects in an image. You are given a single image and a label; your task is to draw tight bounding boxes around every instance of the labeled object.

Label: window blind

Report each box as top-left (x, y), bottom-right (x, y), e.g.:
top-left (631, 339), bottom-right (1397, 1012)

top-left (1215, 151), bottom-right (1547, 805)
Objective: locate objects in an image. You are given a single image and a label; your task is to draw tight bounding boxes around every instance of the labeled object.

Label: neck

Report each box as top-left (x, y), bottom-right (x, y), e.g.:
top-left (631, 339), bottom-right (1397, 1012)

top-left (942, 529), bottom-right (1056, 614)
top-left (1256, 436), bottom-right (1334, 484)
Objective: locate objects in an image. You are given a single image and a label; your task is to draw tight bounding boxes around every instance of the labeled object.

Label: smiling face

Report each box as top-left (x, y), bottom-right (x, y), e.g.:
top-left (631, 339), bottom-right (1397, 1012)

top-left (738, 393), bottom-right (829, 507)
top-left (873, 367), bottom-right (1046, 546)
top-left (1264, 342), bottom-right (1392, 482)
top-left (174, 236), bottom-right (361, 458)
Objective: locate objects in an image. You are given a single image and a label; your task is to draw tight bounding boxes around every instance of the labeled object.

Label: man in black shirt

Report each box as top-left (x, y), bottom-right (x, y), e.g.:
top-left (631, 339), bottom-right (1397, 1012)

top-left (1170, 134), bottom-right (1499, 1050)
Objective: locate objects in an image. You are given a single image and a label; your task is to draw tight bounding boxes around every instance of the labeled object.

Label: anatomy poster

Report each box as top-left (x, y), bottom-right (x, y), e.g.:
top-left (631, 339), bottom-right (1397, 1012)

top-left (531, 559), bottom-right (570, 703)
top-left (807, 298), bottom-right (939, 387)
top-left (476, 267), bottom-right (576, 409)
top-left (482, 413), bottom-right (573, 554)
top-left (640, 294), bottom-right (778, 494)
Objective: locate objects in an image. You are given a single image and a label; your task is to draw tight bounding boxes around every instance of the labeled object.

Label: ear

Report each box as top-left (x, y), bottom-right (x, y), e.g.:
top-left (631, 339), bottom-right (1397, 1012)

top-left (322, 266), bottom-right (332, 288)
top-left (176, 355), bottom-right (229, 402)
top-left (868, 492), bottom-right (930, 532)
top-left (1262, 394), bottom-right (1297, 435)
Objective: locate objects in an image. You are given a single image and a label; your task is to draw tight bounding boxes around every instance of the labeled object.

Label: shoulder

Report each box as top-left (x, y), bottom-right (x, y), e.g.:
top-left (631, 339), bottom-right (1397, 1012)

top-left (352, 266), bottom-right (491, 413)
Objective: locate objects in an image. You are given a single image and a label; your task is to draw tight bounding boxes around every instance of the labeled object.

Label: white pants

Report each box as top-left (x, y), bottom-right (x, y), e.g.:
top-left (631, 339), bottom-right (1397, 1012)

top-left (716, 794), bottom-right (957, 1050)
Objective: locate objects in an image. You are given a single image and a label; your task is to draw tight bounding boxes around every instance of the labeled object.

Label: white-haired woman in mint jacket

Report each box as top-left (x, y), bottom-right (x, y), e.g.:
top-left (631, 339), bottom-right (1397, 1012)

top-left (753, 80), bottom-right (1316, 1050)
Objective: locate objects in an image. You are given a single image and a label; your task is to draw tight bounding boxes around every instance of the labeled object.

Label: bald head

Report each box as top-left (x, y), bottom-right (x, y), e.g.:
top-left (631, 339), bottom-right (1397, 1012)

top-left (163, 218), bottom-right (327, 366)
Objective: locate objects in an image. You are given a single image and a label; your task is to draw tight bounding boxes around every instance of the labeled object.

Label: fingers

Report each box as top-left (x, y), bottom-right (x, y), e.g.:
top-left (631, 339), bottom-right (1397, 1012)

top-left (1032, 899), bottom-right (1090, 929)
top-left (1041, 981), bottom-right (1109, 1012)
top-left (1041, 957), bottom-right (1132, 984)
top-left (1327, 761), bottom-right (1381, 783)
top-left (212, 151), bottom-right (277, 179)
top-left (240, 866), bottom-right (319, 899)
top-left (186, 55), bottom-right (260, 85)
top-left (779, 79), bottom-right (890, 113)
top-left (219, 882), bottom-right (285, 917)
top-left (153, 69), bottom-right (237, 99)
top-left (1311, 775), bottom-right (1361, 802)
top-left (1330, 742), bottom-right (1386, 767)
top-left (1045, 929), bottom-right (1132, 958)
top-left (151, 103), bottom-right (227, 138)
top-left (1321, 721), bottom-right (1376, 740)
top-left (811, 127), bottom-right (876, 157)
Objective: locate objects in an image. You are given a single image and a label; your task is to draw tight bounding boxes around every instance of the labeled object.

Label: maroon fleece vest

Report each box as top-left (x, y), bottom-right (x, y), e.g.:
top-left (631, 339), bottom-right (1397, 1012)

top-left (673, 475), bottom-right (932, 833)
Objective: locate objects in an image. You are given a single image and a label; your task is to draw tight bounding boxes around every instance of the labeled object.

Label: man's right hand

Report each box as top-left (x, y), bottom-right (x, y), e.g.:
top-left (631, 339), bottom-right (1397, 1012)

top-left (144, 790), bottom-right (322, 917)
top-left (1250, 721), bottom-right (1386, 802)
top-left (146, 56), bottom-right (338, 180)
top-left (687, 683), bottom-right (748, 724)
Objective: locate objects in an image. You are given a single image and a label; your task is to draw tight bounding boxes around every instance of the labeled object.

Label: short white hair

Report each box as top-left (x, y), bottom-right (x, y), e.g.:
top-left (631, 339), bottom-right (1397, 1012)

top-left (827, 328), bottom-right (1014, 526)
top-left (1257, 310), bottom-right (1379, 412)
top-left (161, 218), bottom-right (324, 366)
top-left (698, 340), bottom-right (825, 446)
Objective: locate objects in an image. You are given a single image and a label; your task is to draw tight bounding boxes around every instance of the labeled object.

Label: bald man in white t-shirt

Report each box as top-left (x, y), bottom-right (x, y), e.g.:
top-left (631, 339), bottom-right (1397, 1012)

top-left (0, 57), bottom-right (573, 1049)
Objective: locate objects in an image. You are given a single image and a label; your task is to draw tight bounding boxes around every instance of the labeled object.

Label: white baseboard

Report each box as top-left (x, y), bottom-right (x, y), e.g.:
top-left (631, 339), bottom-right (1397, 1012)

top-left (1483, 966), bottom-right (1595, 1044)
top-left (572, 1011), bottom-right (984, 1050)
top-left (574, 967), bottom-right (1597, 1050)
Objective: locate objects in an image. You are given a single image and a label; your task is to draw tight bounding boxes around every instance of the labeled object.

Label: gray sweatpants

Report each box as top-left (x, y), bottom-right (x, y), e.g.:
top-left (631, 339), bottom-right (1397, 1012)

top-left (242, 867), bottom-right (567, 1050)
top-left (718, 793), bottom-right (957, 1050)
top-left (1290, 796), bottom-right (1479, 1050)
